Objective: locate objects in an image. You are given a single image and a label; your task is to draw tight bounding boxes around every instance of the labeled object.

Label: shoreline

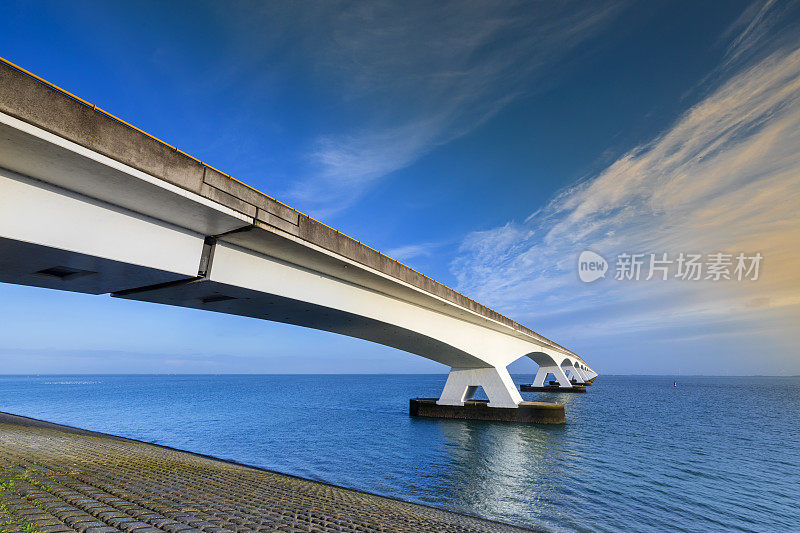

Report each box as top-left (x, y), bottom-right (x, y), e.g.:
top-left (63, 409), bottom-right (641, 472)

top-left (0, 411), bottom-right (539, 533)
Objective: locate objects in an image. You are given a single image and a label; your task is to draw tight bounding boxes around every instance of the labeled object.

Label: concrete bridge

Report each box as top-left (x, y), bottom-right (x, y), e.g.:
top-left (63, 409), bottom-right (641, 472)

top-left (0, 58), bottom-right (596, 414)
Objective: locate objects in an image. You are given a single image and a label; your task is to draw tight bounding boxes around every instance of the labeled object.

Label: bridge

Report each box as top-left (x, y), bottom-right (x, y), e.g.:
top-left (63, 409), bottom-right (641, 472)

top-left (0, 57), bottom-right (596, 417)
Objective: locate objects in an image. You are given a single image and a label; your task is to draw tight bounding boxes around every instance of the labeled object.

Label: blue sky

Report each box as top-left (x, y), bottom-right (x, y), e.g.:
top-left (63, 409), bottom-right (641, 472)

top-left (1, 0), bottom-right (798, 375)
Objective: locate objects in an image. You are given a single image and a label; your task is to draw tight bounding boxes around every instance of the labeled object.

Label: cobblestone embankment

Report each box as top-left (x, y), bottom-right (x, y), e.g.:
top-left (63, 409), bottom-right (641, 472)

top-left (0, 412), bottom-right (534, 533)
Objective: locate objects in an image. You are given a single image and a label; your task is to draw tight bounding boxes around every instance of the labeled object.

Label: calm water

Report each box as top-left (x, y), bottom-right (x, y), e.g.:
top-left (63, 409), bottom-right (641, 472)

top-left (0, 374), bottom-right (797, 532)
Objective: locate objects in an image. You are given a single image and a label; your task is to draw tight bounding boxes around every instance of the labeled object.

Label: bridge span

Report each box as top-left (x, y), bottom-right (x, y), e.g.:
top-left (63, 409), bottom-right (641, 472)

top-left (0, 57), bottom-right (596, 414)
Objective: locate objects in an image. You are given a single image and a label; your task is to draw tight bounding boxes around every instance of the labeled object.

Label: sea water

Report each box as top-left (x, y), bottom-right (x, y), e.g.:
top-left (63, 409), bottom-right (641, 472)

top-left (0, 374), bottom-right (797, 532)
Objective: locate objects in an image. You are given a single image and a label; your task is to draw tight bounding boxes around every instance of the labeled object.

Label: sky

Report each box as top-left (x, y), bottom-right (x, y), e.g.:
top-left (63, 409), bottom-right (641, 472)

top-left (0, 0), bottom-right (798, 375)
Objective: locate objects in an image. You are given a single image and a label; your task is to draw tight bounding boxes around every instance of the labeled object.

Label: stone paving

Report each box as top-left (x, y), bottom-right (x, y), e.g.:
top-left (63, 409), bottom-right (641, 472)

top-left (0, 413), bottom-right (534, 533)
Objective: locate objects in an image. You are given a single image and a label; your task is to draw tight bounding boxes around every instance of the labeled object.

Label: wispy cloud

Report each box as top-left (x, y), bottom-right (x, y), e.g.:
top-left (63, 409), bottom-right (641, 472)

top-left (451, 5), bottom-right (800, 355)
top-left (278, 1), bottom-right (624, 218)
top-left (386, 242), bottom-right (443, 262)
top-left (721, 0), bottom-right (779, 66)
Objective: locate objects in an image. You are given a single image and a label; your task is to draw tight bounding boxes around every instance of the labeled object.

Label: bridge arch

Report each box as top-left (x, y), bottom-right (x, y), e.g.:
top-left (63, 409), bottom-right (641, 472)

top-left (523, 350), bottom-right (582, 388)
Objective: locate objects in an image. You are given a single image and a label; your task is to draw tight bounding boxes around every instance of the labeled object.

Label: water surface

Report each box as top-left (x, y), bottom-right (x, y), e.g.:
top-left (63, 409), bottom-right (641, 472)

top-left (0, 374), bottom-right (797, 532)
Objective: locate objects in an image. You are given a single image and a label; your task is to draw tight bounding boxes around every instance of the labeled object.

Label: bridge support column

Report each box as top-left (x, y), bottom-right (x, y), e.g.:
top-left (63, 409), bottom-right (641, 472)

top-left (574, 367), bottom-right (590, 382)
top-left (437, 367), bottom-right (522, 408)
top-left (532, 365), bottom-right (573, 388)
top-left (567, 366), bottom-right (586, 384)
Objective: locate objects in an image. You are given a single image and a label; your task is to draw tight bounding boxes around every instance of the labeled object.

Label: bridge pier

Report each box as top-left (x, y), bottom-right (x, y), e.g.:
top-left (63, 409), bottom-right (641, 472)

top-left (410, 398), bottom-right (565, 424)
top-left (436, 367), bottom-right (522, 408)
top-left (408, 366), bottom-right (566, 424)
top-left (566, 364), bottom-right (585, 384)
top-left (518, 363), bottom-right (588, 393)
top-left (533, 365), bottom-right (573, 388)
top-left (572, 365), bottom-right (590, 383)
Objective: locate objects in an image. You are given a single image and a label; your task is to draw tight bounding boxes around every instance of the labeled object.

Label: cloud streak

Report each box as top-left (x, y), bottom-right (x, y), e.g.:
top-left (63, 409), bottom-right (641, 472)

top-left (451, 8), bottom-right (800, 357)
top-left (386, 241), bottom-right (443, 262)
top-left (280, 1), bottom-right (624, 218)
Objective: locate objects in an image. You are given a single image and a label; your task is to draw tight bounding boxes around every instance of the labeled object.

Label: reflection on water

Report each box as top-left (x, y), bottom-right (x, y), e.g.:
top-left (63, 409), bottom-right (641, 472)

top-left (428, 419), bottom-right (567, 523)
top-left (0, 374), bottom-right (798, 532)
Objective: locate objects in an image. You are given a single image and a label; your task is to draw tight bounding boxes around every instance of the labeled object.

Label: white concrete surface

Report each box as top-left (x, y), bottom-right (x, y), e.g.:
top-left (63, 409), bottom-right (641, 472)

top-left (0, 109), bottom-right (597, 407)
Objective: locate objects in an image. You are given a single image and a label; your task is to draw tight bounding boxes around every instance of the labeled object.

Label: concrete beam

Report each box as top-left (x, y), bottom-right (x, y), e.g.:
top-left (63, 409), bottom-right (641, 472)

top-left (0, 58), bottom-right (584, 363)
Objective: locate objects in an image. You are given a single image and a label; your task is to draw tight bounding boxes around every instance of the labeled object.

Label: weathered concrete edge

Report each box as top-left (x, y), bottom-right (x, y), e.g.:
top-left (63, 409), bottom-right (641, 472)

top-left (0, 59), bottom-right (578, 359)
top-left (0, 411), bottom-right (542, 532)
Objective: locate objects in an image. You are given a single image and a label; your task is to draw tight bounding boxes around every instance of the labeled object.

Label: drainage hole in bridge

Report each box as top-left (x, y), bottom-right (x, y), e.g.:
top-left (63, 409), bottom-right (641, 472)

top-left (34, 266), bottom-right (97, 281)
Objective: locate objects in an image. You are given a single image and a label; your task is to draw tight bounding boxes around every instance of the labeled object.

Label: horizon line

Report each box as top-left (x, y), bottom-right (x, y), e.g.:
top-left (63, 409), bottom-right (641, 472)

top-left (1, 373), bottom-right (798, 378)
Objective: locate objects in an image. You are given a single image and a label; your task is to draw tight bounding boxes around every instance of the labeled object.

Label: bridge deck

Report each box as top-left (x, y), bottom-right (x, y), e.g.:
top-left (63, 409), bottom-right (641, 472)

top-left (0, 412), bottom-right (535, 533)
top-left (0, 56), bottom-right (575, 359)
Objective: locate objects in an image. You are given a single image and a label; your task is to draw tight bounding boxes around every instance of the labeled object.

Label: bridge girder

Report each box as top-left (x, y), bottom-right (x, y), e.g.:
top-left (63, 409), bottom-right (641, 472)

top-left (0, 108), bottom-right (595, 409)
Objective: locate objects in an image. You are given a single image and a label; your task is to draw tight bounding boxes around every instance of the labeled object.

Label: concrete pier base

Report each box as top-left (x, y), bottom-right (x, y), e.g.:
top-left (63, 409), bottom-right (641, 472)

top-left (519, 384), bottom-right (587, 393)
top-left (409, 398), bottom-right (565, 424)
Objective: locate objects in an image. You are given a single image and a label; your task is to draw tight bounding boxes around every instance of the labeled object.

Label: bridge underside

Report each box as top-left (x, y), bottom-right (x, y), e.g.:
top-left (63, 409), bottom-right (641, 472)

top-left (0, 105), bottom-right (596, 414)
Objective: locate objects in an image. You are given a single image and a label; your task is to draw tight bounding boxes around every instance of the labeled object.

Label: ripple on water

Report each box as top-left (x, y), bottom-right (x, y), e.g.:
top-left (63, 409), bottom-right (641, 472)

top-left (0, 374), bottom-right (797, 533)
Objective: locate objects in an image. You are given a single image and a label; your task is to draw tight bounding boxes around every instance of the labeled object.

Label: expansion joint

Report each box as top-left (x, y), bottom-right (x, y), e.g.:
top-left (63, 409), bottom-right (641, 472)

top-left (197, 236), bottom-right (217, 278)
top-left (198, 224), bottom-right (257, 277)
top-left (111, 225), bottom-right (255, 298)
